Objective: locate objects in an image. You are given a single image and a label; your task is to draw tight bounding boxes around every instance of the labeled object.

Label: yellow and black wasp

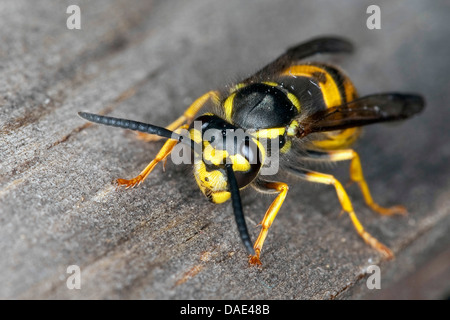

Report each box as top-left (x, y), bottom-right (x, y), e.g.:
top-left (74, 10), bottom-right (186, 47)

top-left (79, 37), bottom-right (425, 265)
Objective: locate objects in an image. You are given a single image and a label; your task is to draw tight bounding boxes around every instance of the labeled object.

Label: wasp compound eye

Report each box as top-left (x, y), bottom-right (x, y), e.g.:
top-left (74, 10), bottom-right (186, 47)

top-left (234, 136), bottom-right (262, 188)
top-left (239, 136), bottom-right (259, 165)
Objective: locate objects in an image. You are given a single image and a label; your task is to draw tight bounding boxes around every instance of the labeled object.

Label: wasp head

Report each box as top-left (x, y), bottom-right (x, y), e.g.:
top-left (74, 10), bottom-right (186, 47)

top-left (189, 114), bottom-right (264, 204)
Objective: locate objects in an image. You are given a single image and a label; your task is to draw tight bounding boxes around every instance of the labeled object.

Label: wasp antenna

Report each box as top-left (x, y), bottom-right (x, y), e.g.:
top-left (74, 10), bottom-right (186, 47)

top-left (78, 111), bottom-right (199, 150)
top-left (225, 163), bottom-right (255, 256)
top-left (78, 112), bottom-right (176, 139)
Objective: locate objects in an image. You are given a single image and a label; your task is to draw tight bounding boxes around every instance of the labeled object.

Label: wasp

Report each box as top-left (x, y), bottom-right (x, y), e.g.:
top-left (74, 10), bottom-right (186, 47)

top-left (79, 37), bottom-right (425, 265)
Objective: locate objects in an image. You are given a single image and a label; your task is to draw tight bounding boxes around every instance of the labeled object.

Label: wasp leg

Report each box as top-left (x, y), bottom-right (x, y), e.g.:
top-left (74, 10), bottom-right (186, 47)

top-left (288, 167), bottom-right (393, 259)
top-left (249, 180), bottom-right (289, 265)
top-left (303, 149), bottom-right (407, 216)
top-left (117, 125), bottom-right (189, 188)
top-left (136, 90), bottom-right (220, 142)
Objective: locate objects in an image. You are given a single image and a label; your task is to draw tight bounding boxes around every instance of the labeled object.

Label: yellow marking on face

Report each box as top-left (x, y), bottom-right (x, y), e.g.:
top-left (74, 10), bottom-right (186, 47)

top-left (202, 142), bottom-right (228, 165)
top-left (193, 171), bottom-right (230, 204)
top-left (224, 92), bottom-right (236, 122)
top-left (282, 65), bottom-right (342, 109)
top-left (211, 191), bottom-right (231, 204)
top-left (193, 160), bottom-right (227, 190)
top-left (230, 154), bottom-right (251, 172)
top-left (189, 128), bottom-right (203, 144)
top-left (204, 169), bottom-right (227, 189)
top-left (203, 143), bottom-right (252, 172)
top-left (193, 158), bottom-right (232, 204)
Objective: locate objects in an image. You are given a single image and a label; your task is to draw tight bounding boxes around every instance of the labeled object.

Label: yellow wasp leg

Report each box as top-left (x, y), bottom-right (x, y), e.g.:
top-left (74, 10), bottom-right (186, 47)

top-left (117, 125), bottom-right (189, 188)
top-left (301, 170), bottom-right (394, 259)
top-left (306, 149), bottom-right (407, 216)
top-left (137, 90), bottom-right (220, 142)
top-left (249, 181), bottom-right (289, 265)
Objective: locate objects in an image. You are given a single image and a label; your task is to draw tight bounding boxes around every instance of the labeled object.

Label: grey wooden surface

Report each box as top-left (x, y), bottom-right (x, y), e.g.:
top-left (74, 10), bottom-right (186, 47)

top-left (1, 0), bottom-right (449, 299)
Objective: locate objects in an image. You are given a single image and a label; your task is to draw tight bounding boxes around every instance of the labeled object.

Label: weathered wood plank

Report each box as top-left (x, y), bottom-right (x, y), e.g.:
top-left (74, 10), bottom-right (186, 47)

top-left (1, 0), bottom-right (449, 299)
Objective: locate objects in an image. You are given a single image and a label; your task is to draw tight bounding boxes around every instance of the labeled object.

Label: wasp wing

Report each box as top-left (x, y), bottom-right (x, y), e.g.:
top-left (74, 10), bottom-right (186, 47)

top-left (297, 93), bottom-right (425, 137)
top-left (244, 37), bottom-right (353, 83)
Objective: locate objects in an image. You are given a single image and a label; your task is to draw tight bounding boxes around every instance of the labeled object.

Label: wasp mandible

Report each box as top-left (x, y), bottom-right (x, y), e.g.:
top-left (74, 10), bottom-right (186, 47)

top-left (79, 37), bottom-right (425, 265)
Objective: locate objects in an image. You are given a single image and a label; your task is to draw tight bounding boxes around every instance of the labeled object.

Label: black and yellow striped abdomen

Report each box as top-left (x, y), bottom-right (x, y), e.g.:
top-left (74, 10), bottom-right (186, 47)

top-left (280, 63), bottom-right (361, 150)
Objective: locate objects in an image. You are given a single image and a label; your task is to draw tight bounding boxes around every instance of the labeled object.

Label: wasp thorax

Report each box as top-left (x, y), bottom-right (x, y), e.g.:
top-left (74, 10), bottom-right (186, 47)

top-left (189, 115), bottom-right (264, 203)
top-left (232, 83), bottom-right (299, 129)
